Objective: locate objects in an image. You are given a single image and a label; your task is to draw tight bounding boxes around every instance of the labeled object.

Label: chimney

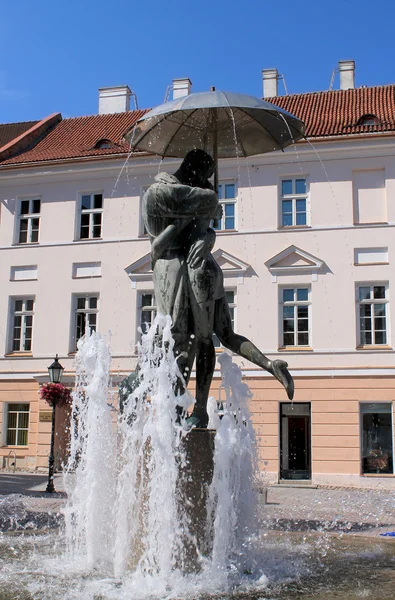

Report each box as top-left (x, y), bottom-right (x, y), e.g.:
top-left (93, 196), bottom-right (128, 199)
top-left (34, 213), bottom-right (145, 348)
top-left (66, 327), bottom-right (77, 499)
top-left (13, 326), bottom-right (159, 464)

top-left (172, 78), bottom-right (192, 100)
top-left (98, 85), bottom-right (132, 114)
top-left (339, 60), bottom-right (355, 90)
top-left (262, 68), bottom-right (279, 97)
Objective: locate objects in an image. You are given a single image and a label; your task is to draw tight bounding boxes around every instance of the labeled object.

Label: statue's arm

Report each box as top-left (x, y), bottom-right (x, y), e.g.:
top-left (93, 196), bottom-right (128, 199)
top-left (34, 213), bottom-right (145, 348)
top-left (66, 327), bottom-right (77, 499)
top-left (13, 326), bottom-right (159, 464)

top-left (154, 184), bottom-right (218, 219)
top-left (151, 219), bottom-right (192, 266)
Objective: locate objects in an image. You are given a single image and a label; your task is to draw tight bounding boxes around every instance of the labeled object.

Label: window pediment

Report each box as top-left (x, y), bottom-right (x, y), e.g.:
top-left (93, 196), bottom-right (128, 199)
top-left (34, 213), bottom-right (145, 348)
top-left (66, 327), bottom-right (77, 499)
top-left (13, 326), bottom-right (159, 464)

top-left (125, 253), bottom-right (152, 284)
top-left (265, 245), bottom-right (325, 281)
top-left (212, 249), bottom-right (250, 277)
top-left (125, 249), bottom-right (250, 286)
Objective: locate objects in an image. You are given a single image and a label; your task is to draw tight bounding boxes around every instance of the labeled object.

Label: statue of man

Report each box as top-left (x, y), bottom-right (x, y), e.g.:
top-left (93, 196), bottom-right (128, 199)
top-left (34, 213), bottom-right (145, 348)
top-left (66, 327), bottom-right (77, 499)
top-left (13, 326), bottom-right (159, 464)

top-left (143, 149), bottom-right (293, 428)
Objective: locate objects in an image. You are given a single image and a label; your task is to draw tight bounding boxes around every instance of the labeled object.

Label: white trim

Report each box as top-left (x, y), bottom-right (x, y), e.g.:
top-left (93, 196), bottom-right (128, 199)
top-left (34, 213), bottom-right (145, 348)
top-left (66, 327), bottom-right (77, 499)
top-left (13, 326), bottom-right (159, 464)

top-left (212, 248), bottom-right (250, 276)
top-left (1, 221), bottom-right (395, 252)
top-left (0, 367), bottom-right (394, 381)
top-left (265, 245), bottom-right (324, 273)
top-left (355, 281), bottom-right (390, 347)
top-left (2, 136), bottom-right (395, 183)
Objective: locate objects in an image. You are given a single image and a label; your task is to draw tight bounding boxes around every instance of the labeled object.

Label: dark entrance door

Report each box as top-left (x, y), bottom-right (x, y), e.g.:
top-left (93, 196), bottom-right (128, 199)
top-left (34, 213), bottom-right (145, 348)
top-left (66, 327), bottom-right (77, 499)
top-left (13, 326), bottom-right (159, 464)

top-left (280, 402), bottom-right (311, 480)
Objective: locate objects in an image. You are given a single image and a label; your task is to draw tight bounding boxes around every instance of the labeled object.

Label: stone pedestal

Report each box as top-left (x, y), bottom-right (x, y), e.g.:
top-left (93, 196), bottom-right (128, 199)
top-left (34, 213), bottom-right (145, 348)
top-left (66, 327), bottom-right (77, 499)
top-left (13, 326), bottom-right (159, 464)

top-left (179, 428), bottom-right (216, 571)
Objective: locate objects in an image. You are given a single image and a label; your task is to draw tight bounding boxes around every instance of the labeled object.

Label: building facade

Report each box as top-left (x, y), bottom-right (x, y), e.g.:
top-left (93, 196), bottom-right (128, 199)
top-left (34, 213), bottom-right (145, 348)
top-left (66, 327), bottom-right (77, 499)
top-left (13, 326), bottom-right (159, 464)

top-left (1, 66), bottom-right (394, 488)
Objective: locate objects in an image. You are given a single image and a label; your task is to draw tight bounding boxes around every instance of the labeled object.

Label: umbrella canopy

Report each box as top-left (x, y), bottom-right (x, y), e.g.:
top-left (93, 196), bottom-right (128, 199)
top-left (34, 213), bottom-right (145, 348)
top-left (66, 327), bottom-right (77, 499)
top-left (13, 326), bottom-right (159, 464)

top-left (125, 90), bottom-right (305, 159)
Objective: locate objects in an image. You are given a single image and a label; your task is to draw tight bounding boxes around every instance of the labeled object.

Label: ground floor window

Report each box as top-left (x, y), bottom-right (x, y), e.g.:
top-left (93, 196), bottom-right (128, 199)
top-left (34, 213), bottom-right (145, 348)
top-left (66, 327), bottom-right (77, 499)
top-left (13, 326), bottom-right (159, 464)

top-left (360, 402), bottom-right (393, 474)
top-left (5, 403), bottom-right (30, 446)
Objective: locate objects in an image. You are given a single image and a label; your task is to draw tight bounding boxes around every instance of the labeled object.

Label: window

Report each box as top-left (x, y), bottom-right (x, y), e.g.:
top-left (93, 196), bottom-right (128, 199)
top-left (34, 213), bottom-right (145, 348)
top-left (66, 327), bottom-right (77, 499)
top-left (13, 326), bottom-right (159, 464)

top-left (213, 183), bottom-right (236, 231)
top-left (357, 284), bottom-right (388, 346)
top-left (360, 403), bottom-right (393, 475)
top-left (281, 287), bottom-right (310, 347)
top-left (357, 114), bottom-right (380, 127)
top-left (18, 198), bottom-right (40, 244)
top-left (5, 403), bottom-right (30, 446)
top-left (11, 298), bottom-right (34, 352)
top-left (280, 178), bottom-right (308, 227)
top-left (139, 293), bottom-right (157, 334)
top-left (213, 290), bottom-right (236, 348)
top-left (78, 193), bottom-right (103, 239)
top-left (74, 295), bottom-right (98, 347)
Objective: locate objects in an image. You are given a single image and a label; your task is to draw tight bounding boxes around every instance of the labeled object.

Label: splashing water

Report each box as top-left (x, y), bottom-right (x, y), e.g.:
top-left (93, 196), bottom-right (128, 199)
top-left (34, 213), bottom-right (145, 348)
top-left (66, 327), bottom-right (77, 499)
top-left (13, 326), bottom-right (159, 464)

top-left (61, 315), bottom-right (258, 597)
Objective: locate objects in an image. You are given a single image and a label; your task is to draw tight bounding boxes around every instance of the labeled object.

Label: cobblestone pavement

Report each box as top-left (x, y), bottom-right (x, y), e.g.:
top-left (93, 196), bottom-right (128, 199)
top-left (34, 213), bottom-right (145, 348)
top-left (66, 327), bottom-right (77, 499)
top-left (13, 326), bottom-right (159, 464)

top-left (259, 485), bottom-right (395, 538)
top-left (1, 473), bottom-right (395, 538)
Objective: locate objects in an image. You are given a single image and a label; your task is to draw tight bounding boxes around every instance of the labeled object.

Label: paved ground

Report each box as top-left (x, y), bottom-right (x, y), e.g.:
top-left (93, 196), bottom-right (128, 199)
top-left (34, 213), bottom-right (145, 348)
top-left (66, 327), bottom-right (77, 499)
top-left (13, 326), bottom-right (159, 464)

top-left (1, 473), bottom-right (395, 538)
top-left (0, 472), bottom-right (65, 496)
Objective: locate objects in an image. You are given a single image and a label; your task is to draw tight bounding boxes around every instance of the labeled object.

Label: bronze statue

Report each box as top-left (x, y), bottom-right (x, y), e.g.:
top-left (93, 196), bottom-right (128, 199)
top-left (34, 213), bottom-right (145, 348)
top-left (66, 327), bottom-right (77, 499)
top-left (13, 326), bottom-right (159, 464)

top-left (142, 149), bottom-right (294, 427)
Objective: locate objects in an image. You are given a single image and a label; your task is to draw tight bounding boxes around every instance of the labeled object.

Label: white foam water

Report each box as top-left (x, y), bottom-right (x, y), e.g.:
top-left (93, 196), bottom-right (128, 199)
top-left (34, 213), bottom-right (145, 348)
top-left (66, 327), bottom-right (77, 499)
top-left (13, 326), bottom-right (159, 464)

top-left (62, 315), bottom-right (259, 598)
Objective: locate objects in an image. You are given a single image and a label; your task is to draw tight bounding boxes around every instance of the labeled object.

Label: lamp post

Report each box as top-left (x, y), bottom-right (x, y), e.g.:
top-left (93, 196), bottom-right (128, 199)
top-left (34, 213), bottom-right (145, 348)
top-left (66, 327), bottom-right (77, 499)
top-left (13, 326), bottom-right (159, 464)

top-left (45, 354), bottom-right (64, 493)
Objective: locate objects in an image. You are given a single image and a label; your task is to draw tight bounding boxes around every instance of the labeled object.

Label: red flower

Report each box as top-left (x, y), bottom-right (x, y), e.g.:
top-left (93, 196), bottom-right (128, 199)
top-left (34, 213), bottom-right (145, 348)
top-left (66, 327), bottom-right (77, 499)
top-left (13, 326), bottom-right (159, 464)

top-left (40, 383), bottom-right (72, 407)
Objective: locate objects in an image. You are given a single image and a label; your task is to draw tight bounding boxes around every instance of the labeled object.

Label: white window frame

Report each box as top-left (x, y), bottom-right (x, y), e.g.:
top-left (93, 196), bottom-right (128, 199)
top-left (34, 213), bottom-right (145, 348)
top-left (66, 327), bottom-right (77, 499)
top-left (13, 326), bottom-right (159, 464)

top-left (137, 291), bottom-right (157, 337)
top-left (3, 403), bottom-right (30, 446)
top-left (213, 289), bottom-right (237, 348)
top-left (356, 282), bottom-right (390, 347)
top-left (280, 286), bottom-right (311, 348)
top-left (213, 181), bottom-right (237, 232)
top-left (359, 401), bottom-right (394, 475)
top-left (71, 294), bottom-right (99, 350)
top-left (9, 297), bottom-right (35, 353)
top-left (279, 176), bottom-right (309, 228)
top-left (16, 197), bottom-right (41, 244)
top-left (77, 192), bottom-right (103, 240)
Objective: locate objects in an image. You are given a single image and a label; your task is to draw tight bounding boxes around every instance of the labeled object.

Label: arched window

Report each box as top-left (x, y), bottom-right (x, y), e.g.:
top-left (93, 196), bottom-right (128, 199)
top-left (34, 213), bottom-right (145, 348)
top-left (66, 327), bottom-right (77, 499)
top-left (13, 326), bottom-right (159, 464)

top-left (94, 138), bottom-right (114, 149)
top-left (357, 114), bottom-right (380, 126)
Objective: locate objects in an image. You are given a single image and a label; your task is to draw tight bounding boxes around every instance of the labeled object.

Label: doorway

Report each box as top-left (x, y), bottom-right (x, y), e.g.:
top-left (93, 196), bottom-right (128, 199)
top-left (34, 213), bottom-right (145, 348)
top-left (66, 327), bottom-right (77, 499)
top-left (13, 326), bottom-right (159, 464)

top-left (280, 402), bottom-right (311, 480)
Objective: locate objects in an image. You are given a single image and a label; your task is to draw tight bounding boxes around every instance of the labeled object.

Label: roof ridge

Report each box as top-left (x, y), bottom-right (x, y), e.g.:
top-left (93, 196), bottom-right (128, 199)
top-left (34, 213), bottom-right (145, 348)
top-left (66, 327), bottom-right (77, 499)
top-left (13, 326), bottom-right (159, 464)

top-left (62, 109), bottom-right (149, 122)
top-left (267, 83), bottom-right (395, 100)
top-left (0, 119), bottom-right (39, 127)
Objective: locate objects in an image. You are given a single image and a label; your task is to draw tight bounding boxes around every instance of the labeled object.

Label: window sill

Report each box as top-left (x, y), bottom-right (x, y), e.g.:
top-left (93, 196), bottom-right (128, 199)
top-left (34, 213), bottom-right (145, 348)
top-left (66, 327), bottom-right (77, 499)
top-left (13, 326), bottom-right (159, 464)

top-left (361, 473), bottom-right (394, 477)
top-left (11, 242), bottom-right (40, 247)
top-left (353, 221), bottom-right (388, 226)
top-left (354, 262), bottom-right (389, 266)
top-left (278, 225), bottom-right (311, 231)
top-left (356, 345), bottom-right (392, 351)
top-left (2, 445), bottom-right (29, 449)
top-left (215, 229), bottom-right (237, 234)
top-left (73, 238), bottom-right (103, 242)
top-left (4, 352), bottom-right (33, 357)
top-left (278, 346), bottom-right (313, 352)
top-left (68, 351), bottom-right (77, 356)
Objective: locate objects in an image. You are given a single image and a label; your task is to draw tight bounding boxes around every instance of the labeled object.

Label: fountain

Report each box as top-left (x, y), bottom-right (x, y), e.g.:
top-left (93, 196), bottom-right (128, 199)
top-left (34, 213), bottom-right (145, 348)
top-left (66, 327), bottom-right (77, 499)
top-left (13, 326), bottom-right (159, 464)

top-left (1, 322), bottom-right (395, 600)
top-left (1, 95), bottom-right (395, 600)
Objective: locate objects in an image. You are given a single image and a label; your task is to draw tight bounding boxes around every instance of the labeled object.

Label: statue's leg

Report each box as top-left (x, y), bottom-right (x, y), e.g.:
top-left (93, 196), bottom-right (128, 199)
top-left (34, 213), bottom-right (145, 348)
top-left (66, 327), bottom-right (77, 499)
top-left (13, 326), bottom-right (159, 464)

top-left (187, 299), bottom-right (216, 428)
top-left (214, 298), bottom-right (294, 400)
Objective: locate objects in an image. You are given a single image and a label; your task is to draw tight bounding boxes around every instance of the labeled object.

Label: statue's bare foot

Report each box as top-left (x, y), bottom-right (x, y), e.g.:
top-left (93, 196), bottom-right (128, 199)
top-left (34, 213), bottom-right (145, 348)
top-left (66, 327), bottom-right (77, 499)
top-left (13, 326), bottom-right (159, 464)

top-left (186, 408), bottom-right (209, 429)
top-left (268, 360), bottom-right (294, 400)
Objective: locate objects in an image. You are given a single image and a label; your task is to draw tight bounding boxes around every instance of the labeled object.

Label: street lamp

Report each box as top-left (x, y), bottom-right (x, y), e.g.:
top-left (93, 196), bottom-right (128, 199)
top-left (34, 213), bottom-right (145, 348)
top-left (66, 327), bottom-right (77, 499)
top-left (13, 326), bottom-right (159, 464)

top-left (45, 354), bottom-right (64, 493)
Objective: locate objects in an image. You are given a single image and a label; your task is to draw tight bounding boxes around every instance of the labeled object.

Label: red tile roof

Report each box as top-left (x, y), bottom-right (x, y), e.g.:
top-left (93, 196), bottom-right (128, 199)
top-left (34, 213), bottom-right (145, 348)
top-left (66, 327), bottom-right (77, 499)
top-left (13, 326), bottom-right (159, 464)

top-left (1, 85), bottom-right (395, 167)
top-left (0, 121), bottom-right (39, 148)
top-left (0, 114), bottom-right (62, 162)
top-left (268, 85), bottom-right (395, 138)
top-left (0, 110), bottom-right (149, 166)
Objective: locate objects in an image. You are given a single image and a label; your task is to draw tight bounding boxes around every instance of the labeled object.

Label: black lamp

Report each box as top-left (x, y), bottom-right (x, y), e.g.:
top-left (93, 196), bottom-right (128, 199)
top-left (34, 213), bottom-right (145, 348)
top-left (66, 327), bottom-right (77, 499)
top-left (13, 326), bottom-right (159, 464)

top-left (47, 354), bottom-right (64, 384)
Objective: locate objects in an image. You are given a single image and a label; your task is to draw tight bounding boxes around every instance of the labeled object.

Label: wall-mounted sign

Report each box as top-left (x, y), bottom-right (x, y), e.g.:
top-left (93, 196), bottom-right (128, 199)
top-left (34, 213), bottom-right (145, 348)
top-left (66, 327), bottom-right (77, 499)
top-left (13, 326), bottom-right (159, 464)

top-left (39, 411), bottom-right (53, 422)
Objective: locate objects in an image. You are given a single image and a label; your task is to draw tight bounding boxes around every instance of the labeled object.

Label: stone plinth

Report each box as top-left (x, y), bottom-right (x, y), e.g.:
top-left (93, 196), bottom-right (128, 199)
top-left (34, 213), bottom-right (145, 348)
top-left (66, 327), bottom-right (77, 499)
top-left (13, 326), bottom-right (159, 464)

top-left (179, 428), bottom-right (216, 571)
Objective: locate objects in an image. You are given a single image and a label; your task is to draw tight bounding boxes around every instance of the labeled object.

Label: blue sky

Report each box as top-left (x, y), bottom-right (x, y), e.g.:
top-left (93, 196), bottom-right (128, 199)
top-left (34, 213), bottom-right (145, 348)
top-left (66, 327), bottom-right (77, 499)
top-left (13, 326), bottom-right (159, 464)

top-left (1, 0), bottom-right (395, 123)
